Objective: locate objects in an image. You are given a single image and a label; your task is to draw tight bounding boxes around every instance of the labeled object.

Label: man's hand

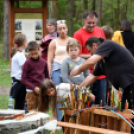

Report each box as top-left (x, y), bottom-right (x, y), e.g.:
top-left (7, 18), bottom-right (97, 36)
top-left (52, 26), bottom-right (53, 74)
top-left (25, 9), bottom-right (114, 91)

top-left (34, 87), bottom-right (40, 94)
top-left (70, 68), bottom-right (81, 77)
top-left (89, 94), bottom-right (95, 102)
top-left (50, 129), bottom-right (56, 134)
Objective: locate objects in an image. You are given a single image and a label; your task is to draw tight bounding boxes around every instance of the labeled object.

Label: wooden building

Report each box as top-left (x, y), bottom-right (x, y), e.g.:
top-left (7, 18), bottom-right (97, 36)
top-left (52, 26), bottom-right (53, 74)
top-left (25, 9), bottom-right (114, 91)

top-left (8, 0), bottom-right (48, 58)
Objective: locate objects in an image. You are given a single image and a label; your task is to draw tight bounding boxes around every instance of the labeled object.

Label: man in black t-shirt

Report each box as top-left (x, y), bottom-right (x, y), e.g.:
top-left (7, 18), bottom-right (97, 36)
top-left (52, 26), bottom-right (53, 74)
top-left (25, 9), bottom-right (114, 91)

top-left (70, 36), bottom-right (134, 111)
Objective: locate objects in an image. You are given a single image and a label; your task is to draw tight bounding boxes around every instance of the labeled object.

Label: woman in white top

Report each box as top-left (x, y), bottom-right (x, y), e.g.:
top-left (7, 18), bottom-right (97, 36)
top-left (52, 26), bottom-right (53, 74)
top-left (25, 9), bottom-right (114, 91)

top-left (47, 20), bottom-right (71, 121)
top-left (10, 33), bottom-right (27, 110)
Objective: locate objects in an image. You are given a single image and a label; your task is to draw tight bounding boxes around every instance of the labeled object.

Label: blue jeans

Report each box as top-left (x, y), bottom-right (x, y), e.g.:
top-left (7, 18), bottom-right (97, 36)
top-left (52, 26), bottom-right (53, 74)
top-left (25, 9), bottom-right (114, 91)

top-left (51, 69), bottom-right (62, 85)
top-left (90, 78), bottom-right (107, 106)
top-left (51, 69), bottom-right (63, 121)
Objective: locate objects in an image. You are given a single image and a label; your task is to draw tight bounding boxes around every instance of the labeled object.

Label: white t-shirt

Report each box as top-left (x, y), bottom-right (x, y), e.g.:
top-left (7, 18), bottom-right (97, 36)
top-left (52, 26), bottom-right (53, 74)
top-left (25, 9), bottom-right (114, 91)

top-left (50, 83), bottom-right (70, 109)
top-left (11, 51), bottom-right (26, 80)
top-left (56, 83), bottom-right (70, 98)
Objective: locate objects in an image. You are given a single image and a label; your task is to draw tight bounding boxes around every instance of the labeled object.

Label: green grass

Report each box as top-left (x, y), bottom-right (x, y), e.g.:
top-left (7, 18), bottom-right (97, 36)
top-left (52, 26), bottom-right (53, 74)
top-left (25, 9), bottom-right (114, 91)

top-left (0, 95), bottom-right (9, 109)
top-left (0, 59), bottom-right (11, 87)
top-left (0, 42), bottom-right (11, 87)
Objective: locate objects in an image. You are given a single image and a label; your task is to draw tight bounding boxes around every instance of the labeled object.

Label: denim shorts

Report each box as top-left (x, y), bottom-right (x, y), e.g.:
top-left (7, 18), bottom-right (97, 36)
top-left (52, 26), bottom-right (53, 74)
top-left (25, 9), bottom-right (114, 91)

top-left (51, 61), bottom-right (62, 85)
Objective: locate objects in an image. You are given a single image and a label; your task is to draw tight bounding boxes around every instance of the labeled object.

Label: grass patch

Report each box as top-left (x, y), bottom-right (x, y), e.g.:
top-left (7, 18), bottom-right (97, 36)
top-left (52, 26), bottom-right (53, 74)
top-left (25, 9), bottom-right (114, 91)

top-left (0, 58), bottom-right (11, 87)
top-left (0, 42), bottom-right (11, 87)
top-left (0, 95), bottom-right (9, 109)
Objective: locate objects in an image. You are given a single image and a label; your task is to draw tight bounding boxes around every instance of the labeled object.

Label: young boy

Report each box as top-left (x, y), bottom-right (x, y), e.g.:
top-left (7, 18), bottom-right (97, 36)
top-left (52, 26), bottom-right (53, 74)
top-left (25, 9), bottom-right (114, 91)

top-left (21, 41), bottom-right (49, 111)
top-left (61, 38), bottom-right (89, 85)
top-left (101, 25), bottom-right (114, 40)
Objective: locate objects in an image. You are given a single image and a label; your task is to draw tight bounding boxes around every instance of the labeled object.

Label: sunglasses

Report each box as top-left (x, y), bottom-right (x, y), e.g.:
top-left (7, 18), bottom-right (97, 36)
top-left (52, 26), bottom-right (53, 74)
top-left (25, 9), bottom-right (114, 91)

top-left (57, 20), bottom-right (66, 25)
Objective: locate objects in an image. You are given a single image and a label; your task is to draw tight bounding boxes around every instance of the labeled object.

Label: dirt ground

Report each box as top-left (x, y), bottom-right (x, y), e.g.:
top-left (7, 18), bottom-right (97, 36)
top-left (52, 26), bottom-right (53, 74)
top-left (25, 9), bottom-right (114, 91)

top-left (0, 87), bottom-right (10, 96)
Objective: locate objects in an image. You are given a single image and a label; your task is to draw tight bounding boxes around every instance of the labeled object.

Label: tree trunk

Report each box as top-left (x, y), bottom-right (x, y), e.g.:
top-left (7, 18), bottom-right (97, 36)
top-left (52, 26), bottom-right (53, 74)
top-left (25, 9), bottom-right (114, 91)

top-left (49, 1), bottom-right (60, 19)
top-left (0, 1), bottom-right (3, 39)
top-left (96, 0), bottom-right (102, 26)
top-left (92, 0), bottom-right (96, 10)
top-left (120, 0), bottom-right (127, 21)
top-left (69, 0), bottom-right (74, 37)
top-left (16, 1), bottom-right (19, 8)
top-left (3, 0), bottom-right (9, 60)
top-left (114, 0), bottom-right (120, 30)
top-left (83, 0), bottom-right (88, 10)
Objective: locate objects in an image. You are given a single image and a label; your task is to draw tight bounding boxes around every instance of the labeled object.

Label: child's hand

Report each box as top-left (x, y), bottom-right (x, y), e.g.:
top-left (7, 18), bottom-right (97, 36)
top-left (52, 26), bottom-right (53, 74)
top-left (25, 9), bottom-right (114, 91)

top-left (50, 129), bottom-right (56, 134)
top-left (34, 87), bottom-right (40, 94)
top-left (89, 93), bottom-right (95, 102)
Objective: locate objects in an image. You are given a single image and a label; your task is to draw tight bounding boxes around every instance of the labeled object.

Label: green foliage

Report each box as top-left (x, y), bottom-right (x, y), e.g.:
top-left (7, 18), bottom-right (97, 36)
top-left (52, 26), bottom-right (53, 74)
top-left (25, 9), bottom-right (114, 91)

top-left (14, 1), bottom-right (42, 8)
top-left (1, 0), bottom-right (134, 39)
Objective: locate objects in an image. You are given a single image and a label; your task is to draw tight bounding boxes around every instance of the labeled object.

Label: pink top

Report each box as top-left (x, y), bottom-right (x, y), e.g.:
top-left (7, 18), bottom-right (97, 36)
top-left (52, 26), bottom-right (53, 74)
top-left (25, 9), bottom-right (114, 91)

top-left (53, 39), bottom-right (69, 64)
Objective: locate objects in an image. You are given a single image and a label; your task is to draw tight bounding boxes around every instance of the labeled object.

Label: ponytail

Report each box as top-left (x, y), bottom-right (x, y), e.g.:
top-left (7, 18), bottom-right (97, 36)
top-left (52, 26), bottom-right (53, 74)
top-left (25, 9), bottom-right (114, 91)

top-left (11, 45), bottom-right (18, 58)
top-left (98, 37), bottom-right (105, 43)
top-left (86, 36), bottom-right (104, 47)
top-left (11, 33), bottom-right (26, 58)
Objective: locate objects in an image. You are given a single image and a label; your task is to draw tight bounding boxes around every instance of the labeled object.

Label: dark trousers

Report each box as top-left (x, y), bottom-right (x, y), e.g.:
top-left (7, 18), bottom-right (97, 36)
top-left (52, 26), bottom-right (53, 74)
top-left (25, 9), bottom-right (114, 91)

top-left (121, 83), bottom-right (134, 133)
top-left (10, 78), bottom-right (26, 110)
top-left (14, 83), bottom-right (26, 109)
top-left (90, 78), bottom-right (107, 106)
top-left (121, 83), bottom-right (134, 110)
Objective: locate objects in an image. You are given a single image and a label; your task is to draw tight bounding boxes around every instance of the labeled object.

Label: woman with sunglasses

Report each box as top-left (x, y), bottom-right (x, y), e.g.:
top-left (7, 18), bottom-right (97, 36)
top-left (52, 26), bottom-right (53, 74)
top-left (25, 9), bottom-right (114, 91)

top-left (47, 20), bottom-right (72, 121)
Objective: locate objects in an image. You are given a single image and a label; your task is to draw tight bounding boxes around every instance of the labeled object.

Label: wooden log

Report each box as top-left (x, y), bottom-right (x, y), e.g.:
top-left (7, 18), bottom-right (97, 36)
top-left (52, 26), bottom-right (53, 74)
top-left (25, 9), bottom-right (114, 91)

top-left (64, 112), bottom-right (70, 134)
top-left (94, 114), bottom-right (101, 134)
top-left (114, 118), bottom-right (121, 131)
top-left (93, 109), bottom-right (120, 119)
top-left (75, 101), bottom-right (82, 134)
top-left (74, 114), bottom-right (80, 134)
top-left (126, 123), bottom-right (131, 133)
top-left (120, 120), bottom-right (128, 132)
top-left (107, 117), bottom-right (114, 130)
top-left (57, 121), bottom-right (130, 134)
top-left (58, 107), bottom-right (68, 110)
top-left (122, 109), bottom-right (134, 119)
top-left (90, 111), bottom-right (95, 134)
top-left (0, 113), bottom-right (24, 120)
top-left (69, 116), bottom-right (75, 134)
top-left (80, 112), bottom-right (90, 134)
top-left (101, 115), bottom-right (107, 129)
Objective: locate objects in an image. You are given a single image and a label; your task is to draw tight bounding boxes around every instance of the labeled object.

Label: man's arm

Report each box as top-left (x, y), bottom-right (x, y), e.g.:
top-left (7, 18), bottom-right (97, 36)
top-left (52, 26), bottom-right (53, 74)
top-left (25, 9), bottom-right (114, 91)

top-left (80, 74), bottom-right (98, 87)
top-left (70, 54), bottom-right (104, 77)
top-left (83, 68), bottom-right (90, 78)
top-left (79, 54), bottom-right (91, 60)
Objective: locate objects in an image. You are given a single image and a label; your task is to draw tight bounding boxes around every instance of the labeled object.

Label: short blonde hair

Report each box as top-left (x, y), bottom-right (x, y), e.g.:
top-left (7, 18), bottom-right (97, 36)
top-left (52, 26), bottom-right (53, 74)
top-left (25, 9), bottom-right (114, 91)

top-left (66, 38), bottom-right (81, 52)
top-left (101, 25), bottom-right (114, 40)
